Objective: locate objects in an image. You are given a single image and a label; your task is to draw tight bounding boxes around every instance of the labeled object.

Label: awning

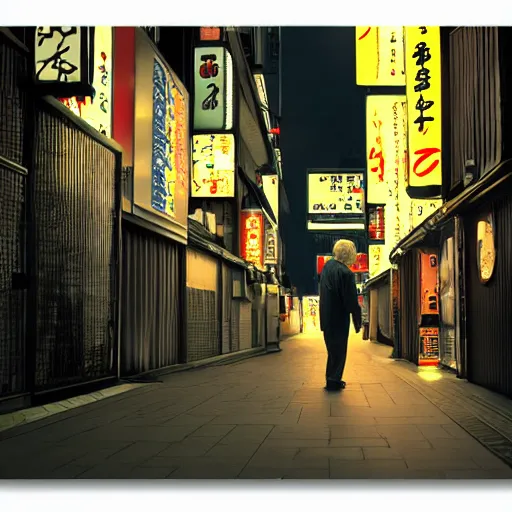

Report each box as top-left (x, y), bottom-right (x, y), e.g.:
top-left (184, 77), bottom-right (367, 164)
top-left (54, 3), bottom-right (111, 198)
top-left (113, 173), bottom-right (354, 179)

top-left (239, 167), bottom-right (278, 227)
top-left (362, 269), bottom-right (390, 293)
top-left (188, 219), bottom-right (248, 269)
top-left (389, 158), bottom-right (512, 264)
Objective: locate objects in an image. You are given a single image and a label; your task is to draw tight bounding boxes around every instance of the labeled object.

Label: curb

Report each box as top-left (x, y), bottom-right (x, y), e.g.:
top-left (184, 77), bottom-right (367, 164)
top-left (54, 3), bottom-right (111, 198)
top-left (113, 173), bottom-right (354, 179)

top-left (0, 346), bottom-right (269, 437)
top-left (376, 354), bottom-right (512, 468)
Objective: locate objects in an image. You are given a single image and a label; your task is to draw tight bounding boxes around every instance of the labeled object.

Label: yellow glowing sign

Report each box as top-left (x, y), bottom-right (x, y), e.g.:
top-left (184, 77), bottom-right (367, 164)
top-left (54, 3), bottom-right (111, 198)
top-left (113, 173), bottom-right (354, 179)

top-left (191, 133), bottom-right (235, 197)
top-left (302, 296), bottom-right (320, 334)
top-left (59, 27), bottom-right (113, 137)
top-left (366, 95), bottom-right (406, 205)
top-left (369, 244), bottom-right (384, 278)
top-left (307, 172), bottom-right (364, 215)
top-left (405, 26), bottom-right (442, 193)
top-left (411, 198), bottom-right (442, 227)
top-left (356, 27), bottom-right (405, 86)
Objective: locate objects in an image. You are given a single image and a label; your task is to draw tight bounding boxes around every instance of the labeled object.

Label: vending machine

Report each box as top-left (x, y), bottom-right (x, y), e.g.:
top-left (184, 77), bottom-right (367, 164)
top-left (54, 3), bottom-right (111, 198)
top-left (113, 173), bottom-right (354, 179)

top-left (418, 251), bottom-right (440, 366)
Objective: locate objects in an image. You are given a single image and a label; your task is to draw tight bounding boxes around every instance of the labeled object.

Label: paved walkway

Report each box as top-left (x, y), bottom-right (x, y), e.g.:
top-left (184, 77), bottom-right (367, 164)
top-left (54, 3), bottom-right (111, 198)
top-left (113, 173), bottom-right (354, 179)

top-left (1, 332), bottom-right (511, 479)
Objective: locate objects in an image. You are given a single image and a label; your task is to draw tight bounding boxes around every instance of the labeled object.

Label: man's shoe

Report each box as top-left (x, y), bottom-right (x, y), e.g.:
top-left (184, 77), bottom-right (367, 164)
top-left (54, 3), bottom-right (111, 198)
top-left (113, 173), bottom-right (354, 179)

top-left (325, 381), bottom-right (343, 391)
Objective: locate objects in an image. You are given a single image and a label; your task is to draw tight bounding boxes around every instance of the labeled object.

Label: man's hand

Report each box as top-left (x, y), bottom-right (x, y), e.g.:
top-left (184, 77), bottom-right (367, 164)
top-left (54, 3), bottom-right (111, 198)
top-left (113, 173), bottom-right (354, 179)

top-left (354, 320), bottom-right (362, 334)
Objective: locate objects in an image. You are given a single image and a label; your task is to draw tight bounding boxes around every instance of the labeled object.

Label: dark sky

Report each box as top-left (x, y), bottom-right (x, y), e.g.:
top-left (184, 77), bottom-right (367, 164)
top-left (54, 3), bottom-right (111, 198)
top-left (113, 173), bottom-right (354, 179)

top-left (280, 27), bottom-right (367, 296)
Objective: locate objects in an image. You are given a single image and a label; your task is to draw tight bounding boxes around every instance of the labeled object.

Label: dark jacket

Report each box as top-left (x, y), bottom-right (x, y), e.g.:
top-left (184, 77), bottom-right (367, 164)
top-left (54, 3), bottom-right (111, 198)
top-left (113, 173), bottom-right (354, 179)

top-left (319, 259), bottom-right (361, 333)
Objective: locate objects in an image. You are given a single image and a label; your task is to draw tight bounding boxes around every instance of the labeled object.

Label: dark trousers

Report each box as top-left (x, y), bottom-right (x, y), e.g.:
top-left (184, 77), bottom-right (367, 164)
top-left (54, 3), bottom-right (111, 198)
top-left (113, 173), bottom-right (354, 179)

top-left (323, 328), bottom-right (349, 385)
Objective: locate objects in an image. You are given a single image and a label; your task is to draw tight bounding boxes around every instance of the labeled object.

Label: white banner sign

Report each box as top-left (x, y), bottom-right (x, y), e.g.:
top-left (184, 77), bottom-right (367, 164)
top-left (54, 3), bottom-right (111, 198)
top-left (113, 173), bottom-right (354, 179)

top-left (193, 46), bottom-right (233, 131)
top-left (307, 172), bottom-right (364, 215)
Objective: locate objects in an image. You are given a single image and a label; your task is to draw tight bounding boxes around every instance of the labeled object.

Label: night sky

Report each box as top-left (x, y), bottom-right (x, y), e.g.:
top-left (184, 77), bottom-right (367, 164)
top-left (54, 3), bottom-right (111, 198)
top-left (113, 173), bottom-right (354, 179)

top-left (280, 27), bottom-right (367, 296)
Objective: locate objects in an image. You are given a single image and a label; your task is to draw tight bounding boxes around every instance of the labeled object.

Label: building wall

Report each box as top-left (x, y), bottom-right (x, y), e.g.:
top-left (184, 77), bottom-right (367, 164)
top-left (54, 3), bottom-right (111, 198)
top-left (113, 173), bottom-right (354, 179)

top-left (239, 300), bottom-right (252, 350)
top-left (399, 250), bottom-right (420, 363)
top-left (121, 222), bottom-right (182, 375)
top-left (186, 247), bottom-right (220, 362)
top-left (463, 190), bottom-right (512, 397)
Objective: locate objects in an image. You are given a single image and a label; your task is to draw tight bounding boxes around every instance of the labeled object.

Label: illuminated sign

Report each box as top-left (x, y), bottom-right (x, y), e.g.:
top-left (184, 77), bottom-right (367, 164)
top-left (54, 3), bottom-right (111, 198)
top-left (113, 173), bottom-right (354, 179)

top-left (316, 255), bottom-right (333, 275)
top-left (34, 26), bottom-right (94, 97)
top-left (405, 26), bottom-right (442, 197)
top-left (35, 26), bottom-right (83, 83)
top-left (150, 57), bottom-right (188, 217)
top-left (369, 244), bottom-right (383, 278)
top-left (411, 199), bottom-right (441, 227)
top-left (302, 296), bottom-right (320, 333)
top-left (200, 27), bottom-right (221, 41)
top-left (193, 46), bottom-right (233, 131)
top-left (419, 326), bottom-right (440, 365)
top-left (60, 27), bottom-right (113, 137)
top-left (191, 133), bottom-right (235, 197)
top-left (264, 228), bottom-right (278, 266)
top-left (133, 30), bottom-right (190, 231)
top-left (366, 95), bottom-right (406, 204)
top-left (397, 100), bottom-right (413, 238)
top-left (262, 174), bottom-right (279, 223)
top-left (240, 210), bottom-right (265, 269)
top-left (356, 26), bottom-right (405, 86)
top-left (351, 253), bottom-right (369, 273)
top-left (368, 206), bottom-right (385, 241)
top-left (307, 172), bottom-right (364, 215)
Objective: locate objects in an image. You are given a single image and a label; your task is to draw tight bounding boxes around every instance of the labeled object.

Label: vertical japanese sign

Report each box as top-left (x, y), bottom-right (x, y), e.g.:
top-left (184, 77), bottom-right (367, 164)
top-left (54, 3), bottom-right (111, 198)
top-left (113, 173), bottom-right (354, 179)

top-left (35, 27), bottom-right (83, 83)
top-left (151, 57), bottom-right (188, 217)
top-left (369, 244), bottom-right (383, 278)
top-left (262, 174), bottom-right (279, 223)
top-left (80, 27), bottom-right (112, 137)
top-left (356, 27), bottom-right (405, 86)
top-left (366, 95), bottom-right (408, 265)
top-left (366, 95), bottom-right (406, 205)
top-left (191, 133), bottom-right (235, 197)
top-left (302, 296), bottom-right (320, 333)
top-left (133, 30), bottom-right (190, 230)
top-left (193, 46), bottom-right (234, 131)
top-left (240, 210), bottom-right (265, 269)
top-left (405, 26), bottom-right (442, 197)
top-left (264, 228), bottom-right (278, 266)
top-left (397, 100), bottom-right (413, 238)
top-left (60, 27), bottom-right (113, 137)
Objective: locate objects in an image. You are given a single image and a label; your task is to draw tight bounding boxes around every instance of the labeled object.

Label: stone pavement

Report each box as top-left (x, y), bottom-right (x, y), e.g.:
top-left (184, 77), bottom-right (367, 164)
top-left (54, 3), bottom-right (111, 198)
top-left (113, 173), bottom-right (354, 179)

top-left (1, 331), bottom-right (511, 480)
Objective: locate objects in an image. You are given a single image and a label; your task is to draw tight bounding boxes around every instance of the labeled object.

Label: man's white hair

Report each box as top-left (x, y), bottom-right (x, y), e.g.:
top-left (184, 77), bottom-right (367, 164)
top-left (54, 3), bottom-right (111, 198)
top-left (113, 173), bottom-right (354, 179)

top-left (333, 239), bottom-right (357, 266)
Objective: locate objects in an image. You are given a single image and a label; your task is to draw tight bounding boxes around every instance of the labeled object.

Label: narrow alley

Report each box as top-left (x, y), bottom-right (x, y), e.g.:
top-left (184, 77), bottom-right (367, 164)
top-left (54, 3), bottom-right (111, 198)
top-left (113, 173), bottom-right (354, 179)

top-left (1, 334), bottom-right (511, 480)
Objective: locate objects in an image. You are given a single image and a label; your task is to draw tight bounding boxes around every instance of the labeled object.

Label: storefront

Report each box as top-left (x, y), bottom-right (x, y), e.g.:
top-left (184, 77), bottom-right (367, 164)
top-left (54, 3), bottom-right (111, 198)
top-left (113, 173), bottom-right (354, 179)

top-left (115, 28), bottom-right (190, 375)
top-left (461, 182), bottom-right (512, 396)
top-left (438, 219), bottom-right (458, 370)
top-left (363, 271), bottom-right (392, 347)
